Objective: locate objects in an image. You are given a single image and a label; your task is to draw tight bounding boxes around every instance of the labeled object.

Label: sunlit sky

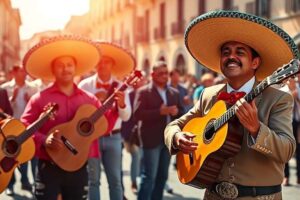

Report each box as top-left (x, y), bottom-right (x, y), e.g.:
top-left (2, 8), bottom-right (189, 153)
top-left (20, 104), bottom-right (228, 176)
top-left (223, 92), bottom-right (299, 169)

top-left (11, 0), bottom-right (89, 40)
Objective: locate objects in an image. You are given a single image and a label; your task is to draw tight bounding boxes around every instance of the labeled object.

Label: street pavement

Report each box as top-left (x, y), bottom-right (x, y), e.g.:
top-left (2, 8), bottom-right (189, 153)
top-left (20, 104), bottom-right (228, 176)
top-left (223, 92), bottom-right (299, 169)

top-left (1, 151), bottom-right (300, 200)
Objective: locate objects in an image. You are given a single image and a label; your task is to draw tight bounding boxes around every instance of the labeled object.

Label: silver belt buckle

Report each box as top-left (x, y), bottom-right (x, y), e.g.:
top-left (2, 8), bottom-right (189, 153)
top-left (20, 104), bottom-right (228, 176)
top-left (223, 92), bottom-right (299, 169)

top-left (216, 182), bottom-right (239, 199)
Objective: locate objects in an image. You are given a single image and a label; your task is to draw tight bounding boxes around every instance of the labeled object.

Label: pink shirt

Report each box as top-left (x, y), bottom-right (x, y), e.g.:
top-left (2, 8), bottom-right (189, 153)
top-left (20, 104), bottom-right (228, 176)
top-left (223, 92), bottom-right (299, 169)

top-left (21, 83), bottom-right (117, 161)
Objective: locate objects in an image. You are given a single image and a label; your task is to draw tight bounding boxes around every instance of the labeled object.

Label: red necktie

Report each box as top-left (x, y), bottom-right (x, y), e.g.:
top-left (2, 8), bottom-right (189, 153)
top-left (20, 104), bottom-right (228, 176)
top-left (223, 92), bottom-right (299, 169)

top-left (217, 91), bottom-right (246, 105)
top-left (96, 82), bottom-right (111, 90)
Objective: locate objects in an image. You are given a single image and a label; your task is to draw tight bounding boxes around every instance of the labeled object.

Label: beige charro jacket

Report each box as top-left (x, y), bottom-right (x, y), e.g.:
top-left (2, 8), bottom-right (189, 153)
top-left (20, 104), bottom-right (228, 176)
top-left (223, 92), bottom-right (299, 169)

top-left (164, 83), bottom-right (296, 187)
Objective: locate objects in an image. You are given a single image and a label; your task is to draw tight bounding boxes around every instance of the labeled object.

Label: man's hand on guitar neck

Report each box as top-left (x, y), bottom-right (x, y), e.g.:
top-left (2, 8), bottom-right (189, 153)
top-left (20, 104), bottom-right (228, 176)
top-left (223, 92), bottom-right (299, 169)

top-left (114, 90), bottom-right (126, 108)
top-left (235, 98), bottom-right (260, 138)
top-left (45, 130), bottom-right (63, 151)
top-left (173, 132), bottom-right (198, 154)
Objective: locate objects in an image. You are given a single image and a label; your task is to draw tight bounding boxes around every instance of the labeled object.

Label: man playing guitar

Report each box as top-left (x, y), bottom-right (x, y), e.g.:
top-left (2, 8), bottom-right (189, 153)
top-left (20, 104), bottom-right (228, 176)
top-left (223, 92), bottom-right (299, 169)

top-left (20, 35), bottom-right (117, 200)
top-left (164, 10), bottom-right (298, 200)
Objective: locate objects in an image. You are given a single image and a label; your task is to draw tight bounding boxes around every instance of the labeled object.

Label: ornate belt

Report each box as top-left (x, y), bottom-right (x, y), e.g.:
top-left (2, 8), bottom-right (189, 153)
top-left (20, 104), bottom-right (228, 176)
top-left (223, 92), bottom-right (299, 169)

top-left (211, 182), bottom-right (281, 199)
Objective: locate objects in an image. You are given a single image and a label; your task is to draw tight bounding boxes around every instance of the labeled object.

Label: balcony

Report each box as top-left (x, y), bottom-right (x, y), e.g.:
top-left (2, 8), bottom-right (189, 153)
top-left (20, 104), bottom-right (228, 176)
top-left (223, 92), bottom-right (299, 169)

top-left (154, 27), bottom-right (166, 40)
top-left (171, 20), bottom-right (185, 36)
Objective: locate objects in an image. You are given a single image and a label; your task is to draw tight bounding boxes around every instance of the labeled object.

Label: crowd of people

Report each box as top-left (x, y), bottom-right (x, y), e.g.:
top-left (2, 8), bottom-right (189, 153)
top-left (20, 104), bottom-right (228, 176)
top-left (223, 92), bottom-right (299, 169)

top-left (0, 10), bottom-right (300, 200)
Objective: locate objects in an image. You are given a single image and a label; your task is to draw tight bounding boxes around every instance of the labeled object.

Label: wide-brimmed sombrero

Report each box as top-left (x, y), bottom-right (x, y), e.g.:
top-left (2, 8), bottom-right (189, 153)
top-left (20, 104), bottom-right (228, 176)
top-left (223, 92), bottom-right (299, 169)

top-left (23, 35), bottom-right (101, 81)
top-left (96, 42), bottom-right (136, 79)
top-left (185, 10), bottom-right (300, 80)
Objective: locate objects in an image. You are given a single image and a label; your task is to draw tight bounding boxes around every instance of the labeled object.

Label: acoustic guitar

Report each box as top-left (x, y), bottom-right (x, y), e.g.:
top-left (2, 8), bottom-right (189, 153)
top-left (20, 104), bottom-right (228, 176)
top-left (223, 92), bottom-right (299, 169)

top-left (46, 70), bottom-right (143, 172)
top-left (176, 59), bottom-right (300, 189)
top-left (0, 103), bottom-right (58, 193)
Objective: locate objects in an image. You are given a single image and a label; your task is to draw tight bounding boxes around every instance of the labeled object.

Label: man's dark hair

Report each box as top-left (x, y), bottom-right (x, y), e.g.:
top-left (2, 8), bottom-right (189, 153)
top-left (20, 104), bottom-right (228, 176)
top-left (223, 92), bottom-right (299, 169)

top-left (250, 47), bottom-right (259, 59)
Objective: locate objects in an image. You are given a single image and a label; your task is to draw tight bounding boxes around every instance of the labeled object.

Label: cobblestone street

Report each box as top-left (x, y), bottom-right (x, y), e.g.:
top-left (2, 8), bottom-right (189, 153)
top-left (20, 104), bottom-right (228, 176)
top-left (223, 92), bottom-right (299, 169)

top-left (1, 151), bottom-right (300, 200)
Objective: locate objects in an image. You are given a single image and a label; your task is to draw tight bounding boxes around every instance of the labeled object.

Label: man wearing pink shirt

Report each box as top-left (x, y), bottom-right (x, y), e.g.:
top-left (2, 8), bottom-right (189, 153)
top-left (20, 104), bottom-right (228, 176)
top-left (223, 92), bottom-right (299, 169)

top-left (20, 35), bottom-right (120, 200)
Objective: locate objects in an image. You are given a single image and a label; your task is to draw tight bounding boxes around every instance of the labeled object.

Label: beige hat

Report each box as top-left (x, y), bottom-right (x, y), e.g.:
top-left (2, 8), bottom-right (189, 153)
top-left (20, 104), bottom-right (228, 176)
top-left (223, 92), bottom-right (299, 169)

top-left (96, 42), bottom-right (136, 79)
top-left (23, 35), bottom-right (101, 81)
top-left (185, 10), bottom-right (299, 80)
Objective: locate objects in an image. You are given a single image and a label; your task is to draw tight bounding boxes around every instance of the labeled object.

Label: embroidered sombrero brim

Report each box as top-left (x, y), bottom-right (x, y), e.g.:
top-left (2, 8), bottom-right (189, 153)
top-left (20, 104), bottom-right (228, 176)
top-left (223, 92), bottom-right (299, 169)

top-left (96, 42), bottom-right (136, 79)
top-left (185, 10), bottom-right (299, 80)
top-left (23, 35), bottom-right (101, 81)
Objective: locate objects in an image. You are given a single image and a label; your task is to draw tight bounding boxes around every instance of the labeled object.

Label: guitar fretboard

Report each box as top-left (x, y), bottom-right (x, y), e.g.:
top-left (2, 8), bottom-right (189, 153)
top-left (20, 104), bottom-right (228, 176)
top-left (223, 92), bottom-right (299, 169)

top-left (16, 112), bottom-right (52, 145)
top-left (89, 83), bottom-right (129, 123)
top-left (213, 79), bottom-right (269, 131)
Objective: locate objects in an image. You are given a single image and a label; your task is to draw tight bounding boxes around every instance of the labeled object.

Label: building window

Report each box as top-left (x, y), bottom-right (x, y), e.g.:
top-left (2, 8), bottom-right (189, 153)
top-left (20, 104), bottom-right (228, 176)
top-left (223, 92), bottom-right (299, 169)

top-left (145, 10), bottom-right (150, 41)
top-left (223, 0), bottom-right (233, 10)
top-left (246, 2), bottom-right (256, 14)
top-left (175, 54), bottom-right (186, 75)
top-left (178, 0), bottom-right (184, 22)
top-left (286, 0), bottom-right (300, 13)
top-left (111, 26), bottom-right (115, 42)
top-left (255, 0), bottom-right (271, 18)
top-left (198, 0), bottom-right (206, 15)
top-left (160, 3), bottom-right (166, 29)
top-left (158, 56), bottom-right (165, 62)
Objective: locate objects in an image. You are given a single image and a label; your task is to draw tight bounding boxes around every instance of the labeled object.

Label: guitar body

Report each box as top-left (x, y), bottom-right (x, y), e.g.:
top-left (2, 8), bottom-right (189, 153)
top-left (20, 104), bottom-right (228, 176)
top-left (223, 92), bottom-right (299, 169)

top-left (46, 104), bottom-right (108, 172)
top-left (177, 100), bottom-right (243, 188)
top-left (0, 119), bottom-right (35, 193)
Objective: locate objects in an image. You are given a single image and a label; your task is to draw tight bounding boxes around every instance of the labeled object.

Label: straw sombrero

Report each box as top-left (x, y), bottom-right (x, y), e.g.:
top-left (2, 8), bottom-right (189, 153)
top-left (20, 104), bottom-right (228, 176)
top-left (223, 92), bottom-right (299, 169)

top-left (96, 42), bottom-right (136, 79)
top-left (185, 10), bottom-right (300, 80)
top-left (23, 35), bottom-right (101, 81)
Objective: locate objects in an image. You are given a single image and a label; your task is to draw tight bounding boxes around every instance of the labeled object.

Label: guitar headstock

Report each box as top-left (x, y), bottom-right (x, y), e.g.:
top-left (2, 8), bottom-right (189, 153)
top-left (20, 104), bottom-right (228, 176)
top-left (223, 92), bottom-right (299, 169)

top-left (124, 70), bottom-right (143, 86)
top-left (42, 103), bottom-right (59, 120)
top-left (268, 59), bottom-right (300, 85)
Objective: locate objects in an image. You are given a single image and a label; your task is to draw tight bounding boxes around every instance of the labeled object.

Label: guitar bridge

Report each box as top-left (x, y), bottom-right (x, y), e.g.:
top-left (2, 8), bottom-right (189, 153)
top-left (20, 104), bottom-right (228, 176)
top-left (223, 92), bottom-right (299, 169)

top-left (61, 136), bottom-right (78, 155)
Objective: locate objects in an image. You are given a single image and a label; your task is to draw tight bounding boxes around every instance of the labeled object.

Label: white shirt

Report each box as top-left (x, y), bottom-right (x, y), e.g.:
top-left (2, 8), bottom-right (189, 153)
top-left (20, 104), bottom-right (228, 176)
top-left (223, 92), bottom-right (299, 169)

top-left (1, 79), bottom-right (38, 118)
top-left (78, 74), bottom-right (131, 130)
top-left (226, 76), bottom-right (255, 95)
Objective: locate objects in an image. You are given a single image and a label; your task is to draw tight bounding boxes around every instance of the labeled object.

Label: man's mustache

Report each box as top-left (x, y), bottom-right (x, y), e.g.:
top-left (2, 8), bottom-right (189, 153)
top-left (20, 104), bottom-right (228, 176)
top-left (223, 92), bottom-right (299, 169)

top-left (224, 58), bottom-right (242, 67)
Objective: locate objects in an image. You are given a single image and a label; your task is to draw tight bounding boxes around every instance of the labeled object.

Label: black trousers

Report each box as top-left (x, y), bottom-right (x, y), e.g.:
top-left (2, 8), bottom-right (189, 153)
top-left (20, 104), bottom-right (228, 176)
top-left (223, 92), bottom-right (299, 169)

top-left (284, 120), bottom-right (300, 179)
top-left (34, 159), bottom-right (88, 200)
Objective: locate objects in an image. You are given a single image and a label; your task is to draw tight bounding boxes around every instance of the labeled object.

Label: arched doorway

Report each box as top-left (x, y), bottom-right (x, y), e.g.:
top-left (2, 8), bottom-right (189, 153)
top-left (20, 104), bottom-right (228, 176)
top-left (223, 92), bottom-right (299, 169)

top-left (175, 54), bottom-right (186, 75)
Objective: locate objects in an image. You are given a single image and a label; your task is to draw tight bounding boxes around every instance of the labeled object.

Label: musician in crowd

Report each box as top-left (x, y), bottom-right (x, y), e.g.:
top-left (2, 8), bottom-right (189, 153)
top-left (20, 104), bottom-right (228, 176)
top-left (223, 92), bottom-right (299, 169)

top-left (1, 65), bottom-right (37, 195)
top-left (0, 88), bottom-right (13, 115)
top-left (20, 35), bottom-right (117, 200)
top-left (0, 88), bottom-right (13, 121)
top-left (134, 61), bottom-right (184, 200)
top-left (121, 75), bottom-right (147, 194)
top-left (164, 10), bottom-right (297, 200)
top-left (78, 42), bottom-right (134, 200)
top-left (283, 74), bottom-right (300, 186)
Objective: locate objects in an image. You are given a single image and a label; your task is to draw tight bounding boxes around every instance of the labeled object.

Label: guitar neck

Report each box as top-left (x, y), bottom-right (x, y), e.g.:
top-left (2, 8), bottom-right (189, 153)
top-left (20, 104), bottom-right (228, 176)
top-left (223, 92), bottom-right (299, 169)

top-left (214, 79), bottom-right (269, 130)
top-left (89, 82), bottom-right (129, 123)
top-left (16, 114), bottom-right (51, 145)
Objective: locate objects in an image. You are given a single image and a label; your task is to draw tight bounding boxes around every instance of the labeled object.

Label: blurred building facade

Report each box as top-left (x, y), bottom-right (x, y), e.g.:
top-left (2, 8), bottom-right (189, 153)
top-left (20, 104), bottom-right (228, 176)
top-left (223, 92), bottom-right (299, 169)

top-left (0, 0), bottom-right (21, 72)
top-left (84, 0), bottom-right (300, 79)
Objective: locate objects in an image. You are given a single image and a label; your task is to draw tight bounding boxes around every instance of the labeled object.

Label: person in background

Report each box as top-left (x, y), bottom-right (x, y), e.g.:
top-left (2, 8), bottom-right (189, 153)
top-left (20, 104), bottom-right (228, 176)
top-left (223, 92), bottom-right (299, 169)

top-left (169, 69), bottom-right (192, 113)
top-left (134, 61), bottom-right (184, 200)
top-left (1, 65), bottom-right (37, 196)
top-left (79, 42), bottom-right (134, 200)
top-left (192, 72), bottom-right (215, 104)
top-left (283, 74), bottom-right (300, 186)
top-left (0, 88), bottom-right (13, 118)
top-left (121, 75), bottom-right (147, 195)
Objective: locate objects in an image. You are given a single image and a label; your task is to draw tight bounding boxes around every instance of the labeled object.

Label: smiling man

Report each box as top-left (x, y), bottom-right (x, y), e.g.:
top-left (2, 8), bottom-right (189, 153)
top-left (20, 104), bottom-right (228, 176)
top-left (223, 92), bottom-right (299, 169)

top-left (164, 10), bottom-right (299, 200)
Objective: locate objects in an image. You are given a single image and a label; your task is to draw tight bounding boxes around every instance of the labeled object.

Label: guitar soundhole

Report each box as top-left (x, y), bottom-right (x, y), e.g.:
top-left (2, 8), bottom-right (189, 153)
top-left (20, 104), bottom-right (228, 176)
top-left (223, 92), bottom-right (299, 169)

top-left (2, 137), bottom-right (20, 157)
top-left (78, 119), bottom-right (94, 136)
top-left (204, 120), bottom-right (216, 143)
